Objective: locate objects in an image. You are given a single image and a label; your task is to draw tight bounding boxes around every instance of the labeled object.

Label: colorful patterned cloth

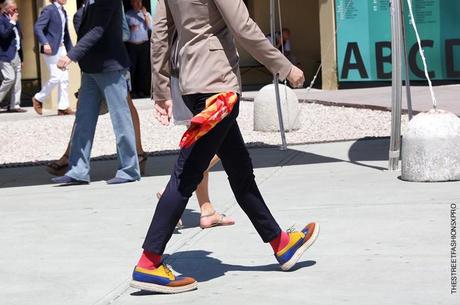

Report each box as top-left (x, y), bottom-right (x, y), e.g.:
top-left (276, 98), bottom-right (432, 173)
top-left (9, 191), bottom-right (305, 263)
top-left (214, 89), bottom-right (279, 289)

top-left (179, 92), bottom-right (238, 149)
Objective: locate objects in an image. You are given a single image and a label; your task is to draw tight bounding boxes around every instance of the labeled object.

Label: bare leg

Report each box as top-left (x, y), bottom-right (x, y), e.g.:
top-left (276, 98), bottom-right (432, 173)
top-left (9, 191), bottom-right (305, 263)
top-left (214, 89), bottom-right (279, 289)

top-left (126, 93), bottom-right (144, 155)
top-left (196, 155), bottom-right (220, 215)
top-left (196, 155), bottom-right (235, 228)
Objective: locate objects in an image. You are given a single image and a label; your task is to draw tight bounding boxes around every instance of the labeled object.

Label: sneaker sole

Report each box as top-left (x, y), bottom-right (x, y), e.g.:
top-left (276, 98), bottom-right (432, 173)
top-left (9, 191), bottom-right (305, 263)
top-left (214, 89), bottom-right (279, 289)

top-left (130, 280), bottom-right (198, 294)
top-left (280, 223), bottom-right (320, 271)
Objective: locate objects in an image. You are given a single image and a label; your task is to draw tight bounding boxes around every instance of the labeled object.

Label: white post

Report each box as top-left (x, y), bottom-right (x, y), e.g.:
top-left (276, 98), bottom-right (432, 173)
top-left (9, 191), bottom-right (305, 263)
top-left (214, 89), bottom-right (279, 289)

top-left (389, 0), bottom-right (404, 171)
top-left (270, 0), bottom-right (287, 150)
top-left (400, 3), bottom-right (414, 120)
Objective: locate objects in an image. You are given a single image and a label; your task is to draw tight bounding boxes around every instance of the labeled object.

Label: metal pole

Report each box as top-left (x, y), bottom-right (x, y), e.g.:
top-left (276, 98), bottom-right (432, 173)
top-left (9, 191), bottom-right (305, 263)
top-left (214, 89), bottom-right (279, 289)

top-left (389, 0), bottom-right (403, 171)
top-left (400, 1), bottom-right (414, 120)
top-left (270, 0), bottom-right (287, 150)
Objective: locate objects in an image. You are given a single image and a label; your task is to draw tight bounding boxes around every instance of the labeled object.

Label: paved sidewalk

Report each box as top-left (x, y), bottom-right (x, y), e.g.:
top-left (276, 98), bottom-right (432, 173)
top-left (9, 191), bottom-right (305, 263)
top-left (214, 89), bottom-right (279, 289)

top-left (244, 84), bottom-right (460, 115)
top-left (0, 139), bottom-right (458, 305)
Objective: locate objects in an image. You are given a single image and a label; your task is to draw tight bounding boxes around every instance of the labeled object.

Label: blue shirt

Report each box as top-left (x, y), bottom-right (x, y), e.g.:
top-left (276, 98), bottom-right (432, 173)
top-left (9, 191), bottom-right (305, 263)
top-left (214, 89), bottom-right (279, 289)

top-left (125, 9), bottom-right (152, 43)
top-left (53, 2), bottom-right (66, 44)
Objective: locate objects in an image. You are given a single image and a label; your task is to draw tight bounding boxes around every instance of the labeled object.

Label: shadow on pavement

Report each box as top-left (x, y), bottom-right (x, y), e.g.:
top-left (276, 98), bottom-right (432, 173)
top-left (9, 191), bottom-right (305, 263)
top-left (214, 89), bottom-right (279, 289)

top-left (348, 137), bottom-right (390, 171)
top-left (0, 138), bottom-right (391, 189)
top-left (129, 250), bottom-right (316, 293)
top-left (0, 146), bottom-right (341, 189)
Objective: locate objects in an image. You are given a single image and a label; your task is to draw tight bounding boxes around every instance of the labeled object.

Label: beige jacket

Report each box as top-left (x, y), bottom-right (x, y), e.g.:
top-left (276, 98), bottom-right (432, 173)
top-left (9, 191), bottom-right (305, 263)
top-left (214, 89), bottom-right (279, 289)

top-left (151, 0), bottom-right (293, 102)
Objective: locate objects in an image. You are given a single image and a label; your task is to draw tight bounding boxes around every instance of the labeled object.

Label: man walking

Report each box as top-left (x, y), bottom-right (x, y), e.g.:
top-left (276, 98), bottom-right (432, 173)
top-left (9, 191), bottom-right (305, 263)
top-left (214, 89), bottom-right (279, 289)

top-left (33, 0), bottom-right (74, 116)
top-left (52, 0), bottom-right (140, 185)
top-left (0, 0), bottom-right (26, 113)
top-left (130, 0), bottom-right (319, 294)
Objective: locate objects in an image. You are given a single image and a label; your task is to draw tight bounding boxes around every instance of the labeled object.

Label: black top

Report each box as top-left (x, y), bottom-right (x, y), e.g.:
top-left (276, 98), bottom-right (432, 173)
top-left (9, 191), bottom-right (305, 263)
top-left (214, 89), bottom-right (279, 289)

top-left (67, 0), bottom-right (129, 73)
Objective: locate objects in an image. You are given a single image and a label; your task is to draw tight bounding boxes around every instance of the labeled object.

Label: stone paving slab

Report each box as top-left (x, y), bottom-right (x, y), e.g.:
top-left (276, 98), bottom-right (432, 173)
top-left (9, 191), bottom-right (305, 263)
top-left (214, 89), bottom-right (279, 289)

top-left (0, 140), bottom-right (458, 305)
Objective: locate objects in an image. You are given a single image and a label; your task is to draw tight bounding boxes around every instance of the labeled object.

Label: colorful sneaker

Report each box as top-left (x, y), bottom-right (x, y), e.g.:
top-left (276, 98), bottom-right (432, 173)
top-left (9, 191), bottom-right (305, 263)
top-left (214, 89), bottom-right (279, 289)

top-left (275, 222), bottom-right (320, 271)
top-left (131, 264), bottom-right (197, 294)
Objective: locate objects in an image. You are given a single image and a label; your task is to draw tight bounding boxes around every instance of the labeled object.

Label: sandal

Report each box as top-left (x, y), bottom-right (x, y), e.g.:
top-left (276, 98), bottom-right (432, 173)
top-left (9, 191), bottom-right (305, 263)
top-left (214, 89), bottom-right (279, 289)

top-left (199, 211), bottom-right (235, 229)
top-left (46, 155), bottom-right (69, 176)
top-left (156, 191), bottom-right (184, 229)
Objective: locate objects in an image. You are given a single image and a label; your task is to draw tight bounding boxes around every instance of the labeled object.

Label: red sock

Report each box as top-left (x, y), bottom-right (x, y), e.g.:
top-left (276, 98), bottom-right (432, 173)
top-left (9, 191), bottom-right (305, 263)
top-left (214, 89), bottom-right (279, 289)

top-left (137, 250), bottom-right (162, 269)
top-left (270, 231), bottom-right (290, 253)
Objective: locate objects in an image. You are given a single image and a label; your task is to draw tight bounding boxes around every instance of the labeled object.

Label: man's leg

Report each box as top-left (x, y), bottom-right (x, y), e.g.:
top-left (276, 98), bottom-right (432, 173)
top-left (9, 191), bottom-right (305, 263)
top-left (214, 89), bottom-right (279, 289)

top-left (217, 122), bottom-right (281, 242)
top-left (0, 61), bottom-right (16, 105)
top-left (57, 47), bottom-right (70, 111)
top-left (95, 70), bottom-right (140, 181)
top-left (33, 54), bottom-right (60, 104)
top-left (65, 73), bottom-right (102, 182)
top-left (9, 54), bottom-right (22, 109)
top-left (142, 94), bottom-right (240, 254)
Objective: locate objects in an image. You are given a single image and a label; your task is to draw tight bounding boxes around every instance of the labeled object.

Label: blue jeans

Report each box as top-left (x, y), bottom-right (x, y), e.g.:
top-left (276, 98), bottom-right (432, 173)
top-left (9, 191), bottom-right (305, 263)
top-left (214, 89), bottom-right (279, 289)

top-left (66, 70), bottom-right (140, 182)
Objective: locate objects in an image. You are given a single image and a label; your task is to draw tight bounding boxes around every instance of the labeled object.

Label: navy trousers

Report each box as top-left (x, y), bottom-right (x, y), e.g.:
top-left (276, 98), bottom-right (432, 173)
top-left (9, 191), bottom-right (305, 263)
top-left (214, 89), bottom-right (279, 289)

top-left (142, 93), bottom-right (281, 254)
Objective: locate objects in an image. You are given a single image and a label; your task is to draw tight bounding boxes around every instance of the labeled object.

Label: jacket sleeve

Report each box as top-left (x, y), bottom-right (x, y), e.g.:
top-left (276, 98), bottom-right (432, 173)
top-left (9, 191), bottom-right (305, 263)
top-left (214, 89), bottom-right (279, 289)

top-left (212, 0), bottom-right (292, 80)
top-left (151, 0), bottom-right (175, 102)
top-left (34, 7), bottom-right (51, 45)
top-left (67, 0), bottom-right (117, 62)
top-left (0, 18), bottom-right (16, 39)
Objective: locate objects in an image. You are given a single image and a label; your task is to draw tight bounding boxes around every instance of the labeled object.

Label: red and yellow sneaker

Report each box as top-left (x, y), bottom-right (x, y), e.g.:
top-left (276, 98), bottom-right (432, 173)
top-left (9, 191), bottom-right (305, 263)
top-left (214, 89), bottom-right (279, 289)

top-left (131, 264), bottom-right (197, 294)
top-left (275, 222), bottom-right (320, 271)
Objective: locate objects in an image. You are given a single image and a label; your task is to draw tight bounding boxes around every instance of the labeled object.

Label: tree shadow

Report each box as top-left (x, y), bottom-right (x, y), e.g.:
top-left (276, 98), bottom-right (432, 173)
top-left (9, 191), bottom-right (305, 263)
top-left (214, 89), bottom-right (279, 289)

top-left (130, 250), bottom-right (316, 296)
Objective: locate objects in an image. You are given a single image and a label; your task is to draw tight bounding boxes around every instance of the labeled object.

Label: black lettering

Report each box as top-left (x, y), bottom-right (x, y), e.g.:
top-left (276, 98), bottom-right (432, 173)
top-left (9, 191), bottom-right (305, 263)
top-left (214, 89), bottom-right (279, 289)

top-left (375, 41), bottom-right (392, 79)
top-left (341, 42), bottom-right (369, 79)
top-left (409, 40), bottom-right (435, 78)
top-left (446, 39), bottom-right (460, 78)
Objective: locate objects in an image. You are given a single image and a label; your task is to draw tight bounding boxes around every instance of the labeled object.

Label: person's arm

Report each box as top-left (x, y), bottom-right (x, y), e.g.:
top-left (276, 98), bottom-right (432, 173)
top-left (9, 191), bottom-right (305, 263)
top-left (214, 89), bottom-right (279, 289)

top-left (66, 0), bottom-right (118, 63)
top-left (212, 0), bottom-right (292, 80)
top-left (143, 9), bottom-right (153, 31)
top-left (0, 16), bottom-right (16, 39)
top-left (73, 6), bottom-right (83, 32)
top-left (34, 7), bottom-right (51, 46)
top-left (151, 0), bottom-right (175, 103)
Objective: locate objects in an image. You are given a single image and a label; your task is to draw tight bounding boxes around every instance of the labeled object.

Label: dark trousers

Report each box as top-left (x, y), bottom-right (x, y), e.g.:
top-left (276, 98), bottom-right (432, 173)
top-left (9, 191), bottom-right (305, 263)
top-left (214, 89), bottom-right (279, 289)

top-left (125, 41), bottom-right (151, 96)
top-left (142, 93), bottom-right (281, 254)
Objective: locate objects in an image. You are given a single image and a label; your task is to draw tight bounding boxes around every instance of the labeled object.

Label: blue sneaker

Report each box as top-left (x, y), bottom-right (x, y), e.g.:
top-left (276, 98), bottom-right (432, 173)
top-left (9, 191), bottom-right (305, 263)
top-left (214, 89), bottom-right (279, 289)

top-left (275, 222), bottom-right (320, 271)
top-left (131, 264), bottom-right (197, 294)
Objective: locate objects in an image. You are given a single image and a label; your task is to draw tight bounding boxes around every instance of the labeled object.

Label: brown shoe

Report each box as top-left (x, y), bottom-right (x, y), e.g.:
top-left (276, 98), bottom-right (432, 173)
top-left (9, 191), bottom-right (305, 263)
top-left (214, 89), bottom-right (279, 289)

top-left (32, 97), bottom-right (43, 115)
top-left (58, 108), bottom-right (75, 116)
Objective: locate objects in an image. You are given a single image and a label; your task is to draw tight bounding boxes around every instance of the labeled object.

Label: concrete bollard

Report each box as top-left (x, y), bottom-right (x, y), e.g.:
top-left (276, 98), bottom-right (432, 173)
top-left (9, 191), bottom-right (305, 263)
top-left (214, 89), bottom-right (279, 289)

top-left (254, 84), bottom-right (301, 132)
top-left (401, 109), bottom-right (460, 182)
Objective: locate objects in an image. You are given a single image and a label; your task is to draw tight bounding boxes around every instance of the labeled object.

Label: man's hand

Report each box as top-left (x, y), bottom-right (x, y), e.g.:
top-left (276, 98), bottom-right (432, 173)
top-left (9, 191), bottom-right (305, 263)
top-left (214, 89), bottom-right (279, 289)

top-left (57, 55), bottom-right (72, 71)
top-left (154, 100), bottom-right (173, 126)
top-left (10, 12), bottom-right (18, 23)
top-left (43, 44), bottom-right (52, 55)
top-left (286, 65), bottom-right (305, 88)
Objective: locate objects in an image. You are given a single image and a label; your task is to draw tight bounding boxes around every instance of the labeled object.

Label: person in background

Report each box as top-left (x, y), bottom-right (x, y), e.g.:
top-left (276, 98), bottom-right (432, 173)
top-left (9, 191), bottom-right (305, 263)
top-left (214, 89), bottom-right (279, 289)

top-left (277, 28), bottom-right (292, 59)
top-left (125, 0), bottom-right (152, 98)
top-left (46, 1), bottom-right (148, 177)
top-left (52, 0), bottom-right (140, 185)
top-left (0, 0), bottom-right (26, 113)
top-left (33, 0), bottom-right (74, 116)
top-left (131, 0), bottom-right (319, 294)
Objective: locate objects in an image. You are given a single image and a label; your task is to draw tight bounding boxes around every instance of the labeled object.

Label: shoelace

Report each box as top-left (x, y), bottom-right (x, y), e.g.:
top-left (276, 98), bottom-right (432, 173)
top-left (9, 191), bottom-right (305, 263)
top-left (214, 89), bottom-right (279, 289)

top-left (286, 225), bottom-right (296, 234)
top-left (164, 264), bottom-right (174, 278)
